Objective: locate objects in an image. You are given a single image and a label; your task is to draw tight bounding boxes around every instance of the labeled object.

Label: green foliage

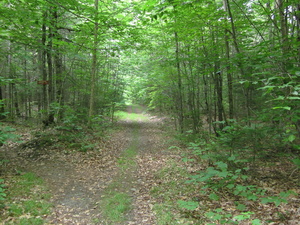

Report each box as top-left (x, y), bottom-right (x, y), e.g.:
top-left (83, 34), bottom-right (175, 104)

top-left (258, 70), bottom-right (300, 139)
top-left (177, 200), bottom-right (198, 211)
top-left (205, 208), bottom-right (233, 224)
top-left (79, 143), bottom-right (96, 152)
top-left (54, 104), bottom-right (85, 131)
top-left (9, 172), bottom-right (43, 196)
top-left (150, 159), bottom-right (198, 224)
top-left (0, 179), bottom-right (6, 201)
top-left (101, 191), bottom-right (131, 222)
top-left (179, 141), bottom-right (298, 224)
top-left (0, 124), bottom-right (18, 145)
top-left (291, 158), bottom-right (300, 169)
top-left (216, 120), bottom-right (298, 158)
top-left (260, 191), bottom-right (296, 207)
top-left (1, 172), bottom-right (51, 224)
top-left (186, 156), bottom-right (264, 203)
top-left (15, 217), bottom-right (44, 225)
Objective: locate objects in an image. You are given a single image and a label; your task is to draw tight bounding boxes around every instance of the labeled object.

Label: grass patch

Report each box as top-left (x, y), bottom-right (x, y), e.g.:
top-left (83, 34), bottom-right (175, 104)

top-left (101, 191), bottom-right (131, 222)
top-left (114, 110), bottom-right (149, 122)
top-left (117, 144), bottom-right (138, 171)
top-left (101, 144), bottom-right (137, 222)
top-left (117, 118), bottom-right (139, 171)
top-left (0, 172), bottom-right (52, 224)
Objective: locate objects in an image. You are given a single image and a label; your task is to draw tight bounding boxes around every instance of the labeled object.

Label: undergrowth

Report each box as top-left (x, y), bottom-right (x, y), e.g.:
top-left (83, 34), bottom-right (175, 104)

top-left (101, 189), bottom-right (132, 222)
top-left (0, 172), bottom-right (52, 224)
top-left (151, 135), bottom-right (299, 225)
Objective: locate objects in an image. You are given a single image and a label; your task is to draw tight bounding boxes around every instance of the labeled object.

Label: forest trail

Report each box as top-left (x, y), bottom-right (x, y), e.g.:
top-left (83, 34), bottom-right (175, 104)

top-left (1, 106), bottom-right (174, 224)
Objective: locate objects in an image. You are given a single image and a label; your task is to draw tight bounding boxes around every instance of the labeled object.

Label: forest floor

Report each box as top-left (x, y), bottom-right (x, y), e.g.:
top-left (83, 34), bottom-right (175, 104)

top-left (0, 105), bottom-right (178, 224)
top-left (1, 106), bottom-right (300, 224)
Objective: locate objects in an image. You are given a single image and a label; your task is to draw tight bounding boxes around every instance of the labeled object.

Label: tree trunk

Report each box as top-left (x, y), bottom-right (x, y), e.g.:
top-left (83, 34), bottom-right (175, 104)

top-left (89, 0), bottom-right (99, 123)
top-left (297, 3), bottom-right (300, 63)
top-left (46, 17), bottom-right (54, 125)
top-left (224, 27), bottom-right (234, 119)
top-left (53, 9), bottom-right (64, 121)
top-left (224, 0), bottom-right (250, 122)
top-left (41, 12), bottom-right (48, 112)
top-left (174, 31), bottom-right (184, 133)
top-left (0, 85), bottom-right (4, 120)
top-left (276, 0), bottom-right (289, 57)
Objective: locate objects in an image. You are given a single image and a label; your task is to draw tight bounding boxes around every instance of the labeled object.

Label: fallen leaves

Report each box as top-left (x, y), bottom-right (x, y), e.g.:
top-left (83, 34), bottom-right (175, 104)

top-left (2, 112), bottom-right (298, 225)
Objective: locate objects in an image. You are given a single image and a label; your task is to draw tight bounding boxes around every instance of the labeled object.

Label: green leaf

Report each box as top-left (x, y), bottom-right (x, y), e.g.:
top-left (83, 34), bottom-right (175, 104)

top-left (287, 96), bottom-right (300, 100)
top-left (226, 184), bottom-right (235, 189)
top-left (215, 161), bottom-right (228, 170)
top-left (236, 203), bottom-right (246, 211)
top-left (272, 106), bottom-right (291, 110)
top-left (182, 157), bottom-right (195, 162)
top-left (291, 158), bottom-right (300, 168)
top-left (288, 135), bottom-right (296, 142)
top-left (261, 196), bottom-right (286, 206)
top-left (228, 155), bottom-right (236, 161)
top-left (251, 219), bottom-right (262, 225)
top-left (209, 193), bottom-right (219, 201)
top-left (177, 200), bottom-right (198, 210)
top-left (215, 208), bottom-right (223, 213)
top-left (233, 212), bottom-right (253, 221)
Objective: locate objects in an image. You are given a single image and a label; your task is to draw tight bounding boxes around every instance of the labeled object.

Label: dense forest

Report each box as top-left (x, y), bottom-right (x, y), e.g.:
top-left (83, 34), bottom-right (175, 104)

top-left (0, 0), bottom-right (300, 224)
top-left (1, 0), bottom-right (300, 136)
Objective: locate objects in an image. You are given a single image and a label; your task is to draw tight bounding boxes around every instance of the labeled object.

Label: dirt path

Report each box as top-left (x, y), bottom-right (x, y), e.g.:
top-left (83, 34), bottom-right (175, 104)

top-left (1, 107), bottom-right (173, 224)
top-left (118, 106), bottom-right (172, 225)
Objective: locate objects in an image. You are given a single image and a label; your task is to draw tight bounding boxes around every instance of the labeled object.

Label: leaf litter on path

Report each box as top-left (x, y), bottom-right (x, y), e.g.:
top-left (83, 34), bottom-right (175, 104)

top-left (1, 110), bottom-right (175, 224)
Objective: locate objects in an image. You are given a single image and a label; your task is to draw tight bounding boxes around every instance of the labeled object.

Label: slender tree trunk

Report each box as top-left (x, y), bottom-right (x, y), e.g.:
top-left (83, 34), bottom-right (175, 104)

top-left (46, 16), bottom-right (54, 125)
top-left (7, 41), bottom-right (20, 119)
top-left (174, 31), bottom-right (184, 133)
top-left (211, 27), bottom-right (226, 130)
top-left (89, 0), bottom-right (99, 123)
top-left (214, 70), bottom-right (225, 129)
top-left (53, 8), bottom-right (64, 121)
top-left (224, 0), bottom-right (250, 122)
top-left (8, 41), bottom-right (13, 118)
top-left (297, 3), bottom-right (300, 66)
top-left (294, 3), bottom-right (300, 136)
top-left (24, 46), bottom-right (30, 119)
top-left (203, 74), bottom-right (212, 134)
top-left (224, 27), bottom-right (234, 119)
top-left (0, 58), bottom-right (5, 119)
top-left (276, 0), bottom-right (289, 57)
top-left (0, 86), bottom-right (4, 120)
top-left (41, 12), bottom-right (48, 112)
top-left (54, 53), bottom-right (63, 118)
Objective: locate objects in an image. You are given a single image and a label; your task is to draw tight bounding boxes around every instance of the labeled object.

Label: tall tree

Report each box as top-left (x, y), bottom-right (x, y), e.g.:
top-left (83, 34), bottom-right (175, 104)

top-left (89, 0), bottom-right (99, 121)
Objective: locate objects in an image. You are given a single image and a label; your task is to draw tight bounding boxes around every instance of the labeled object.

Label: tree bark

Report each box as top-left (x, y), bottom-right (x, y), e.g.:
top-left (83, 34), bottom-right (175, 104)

top-left (174, 31), bottom-right (184, 133)
top-left (223, 0), bottom-right (250, 121)
top-left (276, 0), bottom-right (289, 55)
top-left (53, 9), bottom-right (64, 121)
top-left (0, 86), bottom-right (5, 120)
top-left (41, 12), bottom-right (48, 112)
top-left (89, 0), bottom-right (99, 123)
top-left (224, 26), bottom-right (234, 119)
